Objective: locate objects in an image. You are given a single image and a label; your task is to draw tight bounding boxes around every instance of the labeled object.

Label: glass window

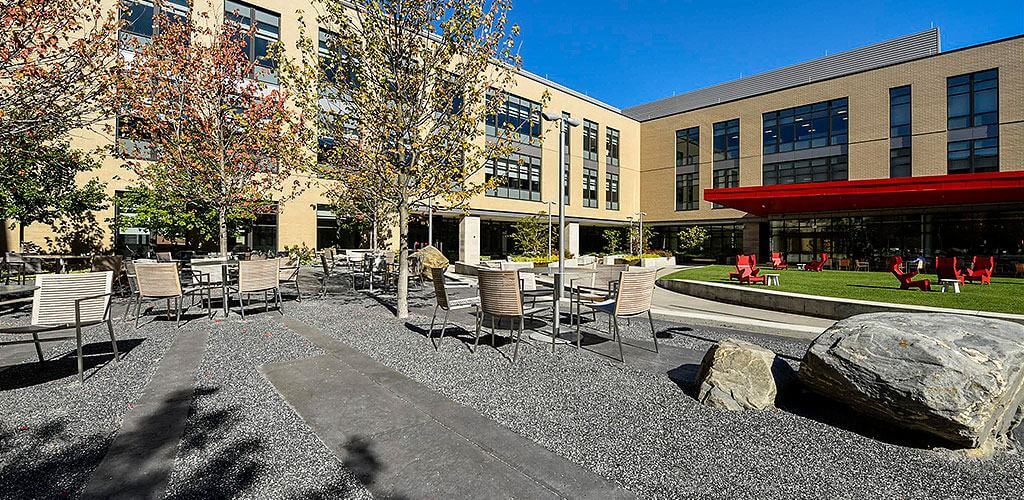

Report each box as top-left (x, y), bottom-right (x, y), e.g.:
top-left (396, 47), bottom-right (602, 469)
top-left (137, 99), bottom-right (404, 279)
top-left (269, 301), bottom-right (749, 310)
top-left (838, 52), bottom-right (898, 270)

top-left (763, 98), bottom-right (847, 154)
top-left (948, 139), bottom-right (999, 174)
top-left (606, 127), bottom-right (620, 167)
top-left (120, 0), bottom-right (189, 48)
top-left (675, 172), bottom-right (699, 211)
top-left (763, 155), bottom-right (847, 185)
top-left (605, 172), bottom-right (619, 211)
top-left (713, 119), bottom-right (739, 161)
top-left (675, 126), bottom-right (699, 167)
top-left (225, 0), bottom-right (281, 84)
top-left (486, 92), bottom-right (542, 146)
top-left (485, 153), bottom-right (542, 201)
top-left (890, 147), bottom-right (912, 178)
top-left (889, 86), bottom-right (911, 138)
top-left (583, 167), bottom-right (599, 208)
top-left (583, 120), bottom-right (599, 161)
top-left (947, 69), bottom-right (998, 130)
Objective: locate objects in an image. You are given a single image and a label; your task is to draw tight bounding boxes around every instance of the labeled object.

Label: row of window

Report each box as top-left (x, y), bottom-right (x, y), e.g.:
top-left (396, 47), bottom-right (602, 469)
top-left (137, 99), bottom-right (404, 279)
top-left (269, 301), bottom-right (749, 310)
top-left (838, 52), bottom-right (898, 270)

top-left (674, 67), bottom-right (1001, 211)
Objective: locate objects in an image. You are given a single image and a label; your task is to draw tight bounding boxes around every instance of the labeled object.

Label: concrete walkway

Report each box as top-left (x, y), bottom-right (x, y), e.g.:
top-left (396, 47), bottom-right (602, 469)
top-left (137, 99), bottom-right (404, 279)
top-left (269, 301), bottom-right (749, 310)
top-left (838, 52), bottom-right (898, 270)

top-left (266, 316), bottom-right (634, 499)
top-left (81, 329), bottom-right (208, 499)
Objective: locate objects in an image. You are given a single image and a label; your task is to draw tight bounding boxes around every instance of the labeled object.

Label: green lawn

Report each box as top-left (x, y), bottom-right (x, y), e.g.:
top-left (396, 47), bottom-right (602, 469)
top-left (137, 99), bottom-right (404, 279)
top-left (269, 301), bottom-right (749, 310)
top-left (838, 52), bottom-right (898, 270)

top-left (661, 265), bottom-right (1024, 315)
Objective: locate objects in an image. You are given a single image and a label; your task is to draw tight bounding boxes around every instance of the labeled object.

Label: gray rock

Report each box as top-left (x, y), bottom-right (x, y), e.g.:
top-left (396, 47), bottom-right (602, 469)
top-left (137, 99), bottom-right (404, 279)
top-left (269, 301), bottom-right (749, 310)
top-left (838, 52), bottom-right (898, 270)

top-left (800, 313), bottom-right (1024, 449)
top-left (695, 338), bottom-right (779, 411)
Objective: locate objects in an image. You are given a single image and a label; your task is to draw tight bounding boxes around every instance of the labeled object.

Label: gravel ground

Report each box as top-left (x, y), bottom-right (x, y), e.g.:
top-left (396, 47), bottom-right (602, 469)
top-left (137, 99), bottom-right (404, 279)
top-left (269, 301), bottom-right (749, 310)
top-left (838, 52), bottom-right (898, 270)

top-left (297, 279), bottom-right (1024, 499)
top-left (0, 302), bottom-right (177, 498)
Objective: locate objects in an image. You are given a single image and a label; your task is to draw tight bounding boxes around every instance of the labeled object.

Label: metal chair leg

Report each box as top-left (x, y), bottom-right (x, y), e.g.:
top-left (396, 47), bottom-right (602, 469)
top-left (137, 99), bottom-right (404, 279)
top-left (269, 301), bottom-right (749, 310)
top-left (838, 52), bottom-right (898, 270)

top-left (76, 324), bottom-right (84, 383)
top-left (276, 289), bottom-right (283, 314)
top-left (512, 316), bottom-right (524, 363)
top-left (239, 292), bottom-right (246, 320)
top-left (175, 297), bottom-right (182, 328)
top-left (429, 305), bottom-right (438, 349)
top-left (612, 316), bottom-right (624, 363)
top-left (134, 298), bottom-right (142, 328)
top-left (107, 320), bottom-right (119, 362)
top-left (472, 307), bottom-right (483, 352)
top-left (439, 309), bottom-right (450, 343)
top-left (31, 332), bottom-right (44, 362)
top-left (648, 310), bottom-right (659, 353)
top-left (491, 315), bottom-right (496, 348)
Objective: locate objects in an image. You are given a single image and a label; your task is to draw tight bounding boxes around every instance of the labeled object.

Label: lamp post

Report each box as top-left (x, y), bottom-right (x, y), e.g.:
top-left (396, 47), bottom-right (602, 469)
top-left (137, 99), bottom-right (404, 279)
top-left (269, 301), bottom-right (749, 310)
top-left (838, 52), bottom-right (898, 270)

top-left (541, 111), bottom-right (580, 346)
top-left (544, 200), bottom-right (555, 258)
top-left (636, 211), bottom-right (647, 254)
top-left (427, 197), bottom-right (434, 247)
top-left (627, 216), bottom-right (634, 255)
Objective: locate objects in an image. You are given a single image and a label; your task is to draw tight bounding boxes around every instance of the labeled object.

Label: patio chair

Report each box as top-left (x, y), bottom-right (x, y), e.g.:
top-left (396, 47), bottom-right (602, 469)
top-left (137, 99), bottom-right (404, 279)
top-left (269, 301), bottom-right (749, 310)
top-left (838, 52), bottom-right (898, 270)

top-left (965, 256), bottom-right (994, 285)
top-left (156, 252), bottom-right (173, 262)
top-left (572, 265), bottom-right (628, 334)
top-left (728, 254), bottom-right (759, 280)
top-left (1016, 262), bottom-right (1024, 278)
top-left (888, 256), bottom-right (930, 291)
top-left (770, 252), bottom-right (789, 270)
top-left (279, 257), bottom-right (302, 299)
top-left (428, 267), bottom-right (479, 350)
top-left (855, 260), bottom-right (870, 272)
top-left (578, 268), bottom-right (659, 362)
top-left (230, 259), bottom-right (282, 319)
top-left (737, 266), bottom-right (766, 285)
top-left (935, 256), bottom-right (965, 284)
top-left (474, 269), bottom-right (549, 363)
top-left (805, 253), bottom-right (829, 272)
top-left (2, 252), bottom-right (43, 285)
top-left (838, 258), bottom-right (851, 271)
top-left (0, 271), bottom-right (117, 383)
top-left (134, 263), bottom-right (211, 327)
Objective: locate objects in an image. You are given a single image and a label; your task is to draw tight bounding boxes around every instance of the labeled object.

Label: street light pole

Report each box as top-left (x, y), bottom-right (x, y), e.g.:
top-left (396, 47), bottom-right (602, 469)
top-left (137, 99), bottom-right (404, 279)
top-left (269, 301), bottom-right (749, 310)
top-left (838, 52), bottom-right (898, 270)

top-left (545, 200), bottom-right (554, 258)
top-left (428, 197), bottom-right (434, 247)
top-left (541, 111), bottom-right (580, 347)
top-left (638, 211), bottom-right (647, 254)
top-left (627, 216), bottom-right (634, 255)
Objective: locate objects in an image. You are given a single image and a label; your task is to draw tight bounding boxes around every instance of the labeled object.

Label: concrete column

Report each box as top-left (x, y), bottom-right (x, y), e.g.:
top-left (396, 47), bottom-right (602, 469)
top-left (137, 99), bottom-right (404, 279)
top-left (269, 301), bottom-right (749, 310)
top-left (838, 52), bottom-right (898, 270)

top-left (459, 216), bottom-right (481, 265)
top-left (742, 222), bottom-right (761, 256)
top-left (566, 222), bottom-right (580, 258)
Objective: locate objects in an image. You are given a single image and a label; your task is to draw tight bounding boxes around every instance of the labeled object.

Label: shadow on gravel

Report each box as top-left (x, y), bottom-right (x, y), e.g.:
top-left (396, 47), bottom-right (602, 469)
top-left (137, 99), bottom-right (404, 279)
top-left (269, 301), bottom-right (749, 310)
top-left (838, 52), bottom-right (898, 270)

top-left (0, 339), bottom-right (144, 390)
top-left (0, 420), bottom-right (110, 499)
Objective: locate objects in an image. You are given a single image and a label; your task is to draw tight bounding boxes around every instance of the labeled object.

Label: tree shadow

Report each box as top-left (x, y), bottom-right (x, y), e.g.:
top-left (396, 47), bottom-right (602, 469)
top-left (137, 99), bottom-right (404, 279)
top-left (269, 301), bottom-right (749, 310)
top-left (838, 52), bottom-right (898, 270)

top-left (0, 339), bottom-right (144, 390)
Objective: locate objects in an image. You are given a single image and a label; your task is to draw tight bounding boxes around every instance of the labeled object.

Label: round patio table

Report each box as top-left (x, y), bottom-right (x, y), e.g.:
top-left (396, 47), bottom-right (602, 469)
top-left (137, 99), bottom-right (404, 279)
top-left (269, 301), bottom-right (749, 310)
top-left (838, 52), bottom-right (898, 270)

top-left (519, 267), bottom-right (598, 346)
top-left (188, 260), bottom-right (240, 317)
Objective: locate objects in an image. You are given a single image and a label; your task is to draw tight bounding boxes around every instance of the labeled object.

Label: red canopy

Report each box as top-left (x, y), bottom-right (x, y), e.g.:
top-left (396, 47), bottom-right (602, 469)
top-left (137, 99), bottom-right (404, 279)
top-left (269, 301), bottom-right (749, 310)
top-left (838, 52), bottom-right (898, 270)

top-left (704, 171), bottom-right (1024, 216)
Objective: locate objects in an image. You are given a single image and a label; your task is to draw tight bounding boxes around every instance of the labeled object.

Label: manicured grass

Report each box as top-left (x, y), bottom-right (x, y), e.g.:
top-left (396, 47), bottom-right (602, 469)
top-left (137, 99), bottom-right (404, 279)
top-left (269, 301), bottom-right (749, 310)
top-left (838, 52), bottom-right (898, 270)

top-left (661, 265), bottom-right (1024, 315)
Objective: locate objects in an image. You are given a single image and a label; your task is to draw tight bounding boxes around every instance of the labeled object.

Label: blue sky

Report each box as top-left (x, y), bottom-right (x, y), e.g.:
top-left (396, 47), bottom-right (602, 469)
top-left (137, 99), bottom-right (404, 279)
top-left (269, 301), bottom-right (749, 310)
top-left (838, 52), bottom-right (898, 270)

top-left (507, 0), bottom-right (1024, 109)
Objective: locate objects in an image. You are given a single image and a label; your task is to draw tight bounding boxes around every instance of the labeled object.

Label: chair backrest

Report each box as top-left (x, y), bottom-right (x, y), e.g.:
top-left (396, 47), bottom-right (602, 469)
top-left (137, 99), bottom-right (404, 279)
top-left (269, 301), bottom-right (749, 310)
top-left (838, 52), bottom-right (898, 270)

top-left (972, 256), bottom-right (994, 272)
top-left (32, 271), bottom-right (113, 326)
top-left (735, 254), bottom-right (751, 270)
top-left (519, 271), bottom-right (538, 291)
top-left (238, 259), bottom-right (280, 293)
top-left (156, 252), bottom-right (173, 262)
top-left (887, 256), bottom-right (908, 281)
top-left (935, 256), bottom-right (961, 280)
top-left (91, 255), bottom-right (123, 274)
top-left (840, 258), bottom-right (851, 267)
top-left (614, 268), bottom-right (657, 316)
top-left (477, 269), bottom-right (523, 317)
top-left (771, 252), bottom-right (783, 264)
top-left (749, 254), bottom-right (758, 269)
top-left (135, 263), bottom-right (183, 298)
top-left (192, 263), bottom-right (226, 284)
top-left (596, 265), bottom-right (628, 291)
top-left (430, 267), bottom-right (451, 309)
top-left (1016, 262), bottom-right (1024, 273)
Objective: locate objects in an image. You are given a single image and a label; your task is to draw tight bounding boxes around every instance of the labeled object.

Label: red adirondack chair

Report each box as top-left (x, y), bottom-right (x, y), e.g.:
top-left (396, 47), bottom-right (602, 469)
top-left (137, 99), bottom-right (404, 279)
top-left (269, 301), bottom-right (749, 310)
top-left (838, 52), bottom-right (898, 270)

top-left (965, 255), bottom-right (994, 285)
top-left (729, 254), bottom-right (760, 281)
top-left (935, 256), bottom-right (965, 283)
top-left (737, 266), bottom-right (766, 285)
top-left (770, 252), bottom-right (789, 270)
top-left (805, 253), bottom-right (829, 272)
top-left (888, 256), bottom-right (930, 291)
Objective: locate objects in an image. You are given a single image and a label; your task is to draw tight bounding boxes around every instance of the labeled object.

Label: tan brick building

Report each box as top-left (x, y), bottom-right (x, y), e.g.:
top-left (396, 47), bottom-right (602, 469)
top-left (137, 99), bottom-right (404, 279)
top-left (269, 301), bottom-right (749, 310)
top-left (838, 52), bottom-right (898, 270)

top-left (4, 3), bottom-right (1022, 268)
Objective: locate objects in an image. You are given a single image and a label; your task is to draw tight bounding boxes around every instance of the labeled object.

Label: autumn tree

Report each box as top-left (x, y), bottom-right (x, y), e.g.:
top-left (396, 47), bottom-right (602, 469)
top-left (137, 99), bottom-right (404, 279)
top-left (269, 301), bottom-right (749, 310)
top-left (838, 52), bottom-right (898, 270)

top-left (279, 0), bottom-right (526, 318)
top-left (113, 0), bottom-right (314, 255)
top-left (0, 0), bottom-right (120, 141)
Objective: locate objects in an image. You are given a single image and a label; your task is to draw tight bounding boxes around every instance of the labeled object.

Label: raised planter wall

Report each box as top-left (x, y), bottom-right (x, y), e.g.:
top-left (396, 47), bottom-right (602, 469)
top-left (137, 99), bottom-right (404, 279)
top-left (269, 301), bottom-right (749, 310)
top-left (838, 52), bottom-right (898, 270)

top-left (639, 257), bottom-right (675, 268)
top-left (657, 278), bottom-right (1024, 326)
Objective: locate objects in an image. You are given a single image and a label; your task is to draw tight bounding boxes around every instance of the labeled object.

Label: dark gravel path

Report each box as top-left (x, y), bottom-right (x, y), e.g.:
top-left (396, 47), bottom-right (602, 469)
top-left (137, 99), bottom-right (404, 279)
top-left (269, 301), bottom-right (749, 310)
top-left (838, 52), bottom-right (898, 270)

top-left (297, 281), bottom-right (1024, 499)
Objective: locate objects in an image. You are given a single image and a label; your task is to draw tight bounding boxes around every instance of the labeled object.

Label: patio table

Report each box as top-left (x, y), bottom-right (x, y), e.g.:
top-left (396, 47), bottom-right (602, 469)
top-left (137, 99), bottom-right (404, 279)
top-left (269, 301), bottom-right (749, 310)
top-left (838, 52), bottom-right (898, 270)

top-left (520, 267), bottom-right (598, 346)
top-left (190, 260), bottom-right (239, 317)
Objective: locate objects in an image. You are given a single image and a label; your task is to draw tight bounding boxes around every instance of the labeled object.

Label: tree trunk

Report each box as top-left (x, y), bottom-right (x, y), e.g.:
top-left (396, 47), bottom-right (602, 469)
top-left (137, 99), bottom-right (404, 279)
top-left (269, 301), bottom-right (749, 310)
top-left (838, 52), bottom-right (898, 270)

top-left (396, 199), bottom-right (410, 319)
top-left (219, 205), bottom-right (228, 257)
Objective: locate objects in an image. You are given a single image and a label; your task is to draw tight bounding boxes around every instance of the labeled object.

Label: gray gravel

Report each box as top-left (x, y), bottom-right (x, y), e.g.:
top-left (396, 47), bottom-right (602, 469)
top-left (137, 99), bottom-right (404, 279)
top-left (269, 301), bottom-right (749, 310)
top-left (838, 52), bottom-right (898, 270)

top-left (297, 281), bottom-right (1024, 499)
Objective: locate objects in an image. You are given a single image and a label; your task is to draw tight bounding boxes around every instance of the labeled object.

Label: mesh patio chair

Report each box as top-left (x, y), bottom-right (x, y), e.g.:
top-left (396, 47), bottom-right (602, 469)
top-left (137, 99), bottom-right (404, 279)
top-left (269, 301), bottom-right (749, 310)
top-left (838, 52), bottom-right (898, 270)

top-left (0, 271), bottom-right (117, 383)
top-left (134, 263), bottom-right (211, 327)
top-left (474, 269), bottom-right (548, 363)
top-left (579, 268), bottom-right (659, 362)
top-left (279, 257), bottom-right (302, 300)
top-left (428, 267), bottom-right (479, 350)
top-left (319, 253), bottom-right (346, 295)
top-left (230, 259), bottom-right (282, 319)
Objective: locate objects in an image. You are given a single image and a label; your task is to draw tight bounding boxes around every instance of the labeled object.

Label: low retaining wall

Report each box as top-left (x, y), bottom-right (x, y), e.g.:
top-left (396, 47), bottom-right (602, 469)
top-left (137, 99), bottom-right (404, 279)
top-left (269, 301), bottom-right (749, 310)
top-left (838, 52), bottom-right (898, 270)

top-left (657, 278), bottom-right (1024, 326)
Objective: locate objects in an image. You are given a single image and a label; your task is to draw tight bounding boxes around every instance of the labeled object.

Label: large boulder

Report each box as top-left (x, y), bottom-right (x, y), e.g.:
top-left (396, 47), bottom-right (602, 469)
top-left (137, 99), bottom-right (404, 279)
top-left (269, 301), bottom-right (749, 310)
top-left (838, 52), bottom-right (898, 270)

top-left (695, 338), bottom-right (780, 411)
top-left (800, 313), bottom-right (1024, 449)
